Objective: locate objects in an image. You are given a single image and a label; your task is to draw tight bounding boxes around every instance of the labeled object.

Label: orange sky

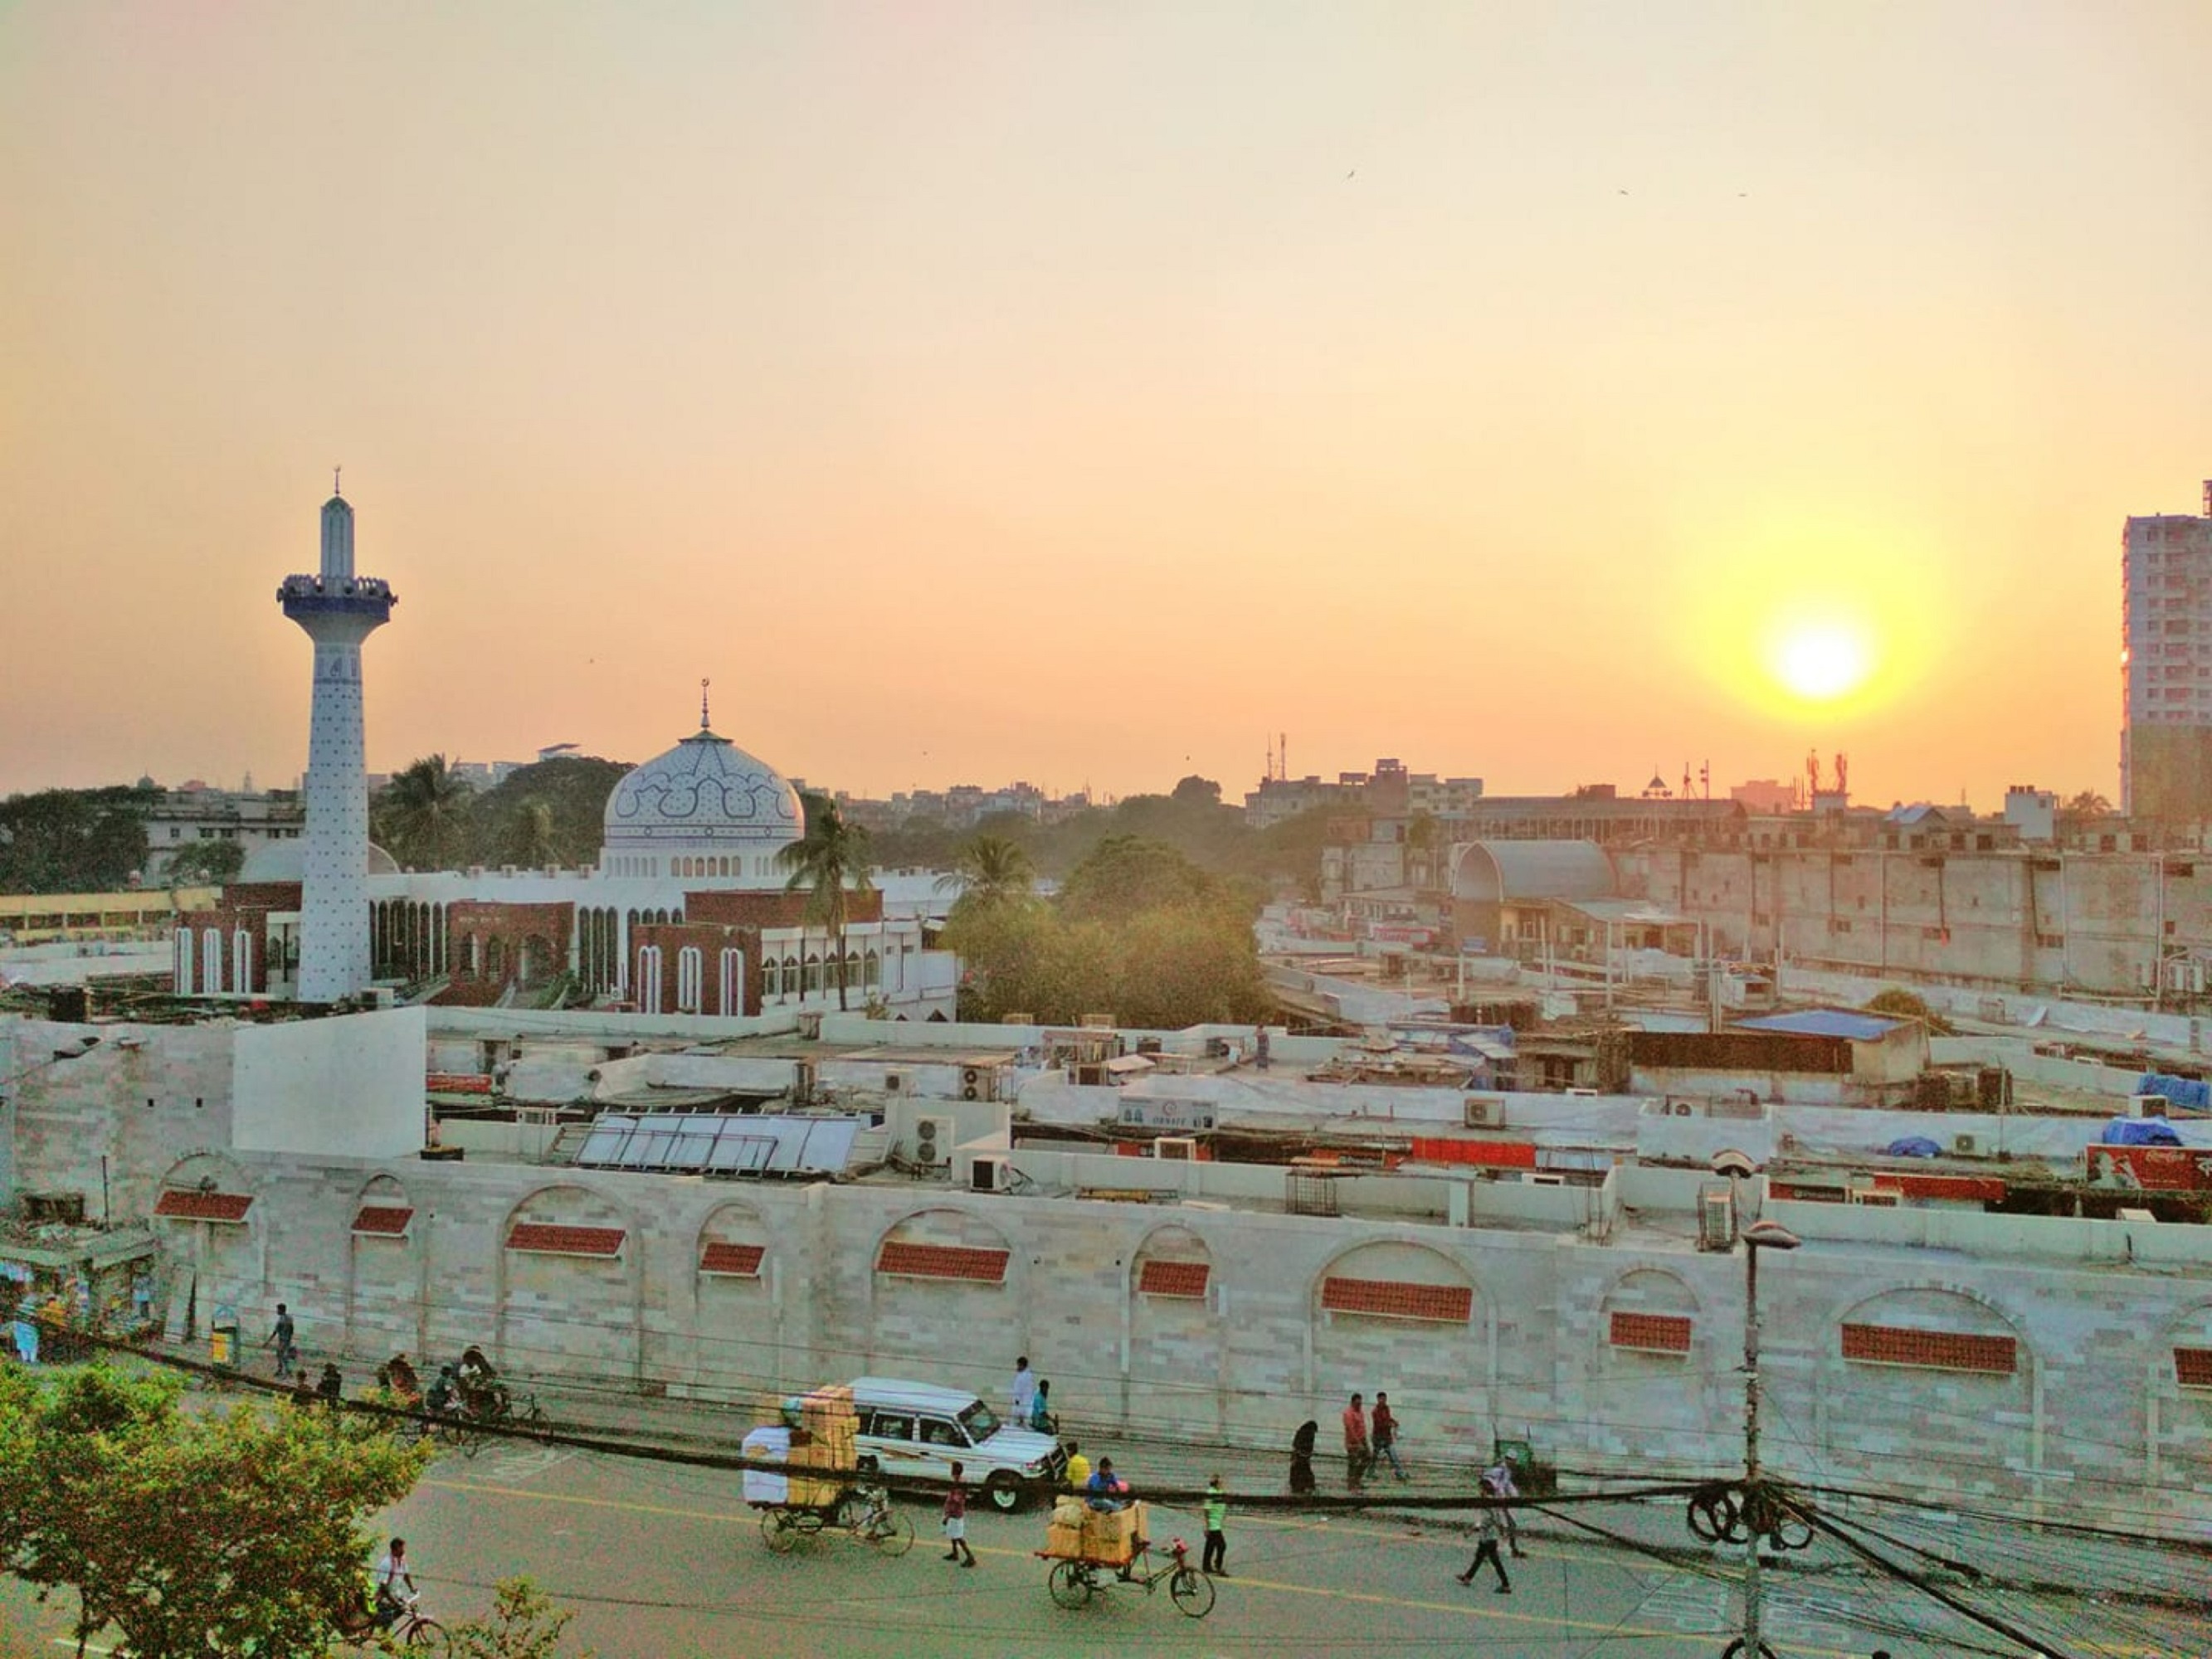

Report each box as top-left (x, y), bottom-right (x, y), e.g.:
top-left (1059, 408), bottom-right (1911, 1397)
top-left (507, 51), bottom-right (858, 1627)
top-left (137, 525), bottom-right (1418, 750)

top-left (3, 2), bottom-right (2210, 810)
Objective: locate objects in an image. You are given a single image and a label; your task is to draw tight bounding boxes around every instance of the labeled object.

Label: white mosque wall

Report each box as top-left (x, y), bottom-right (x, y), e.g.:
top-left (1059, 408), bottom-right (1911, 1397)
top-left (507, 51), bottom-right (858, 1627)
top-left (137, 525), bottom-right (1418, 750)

top-left (232, 1007), bottom-right (426, 1160)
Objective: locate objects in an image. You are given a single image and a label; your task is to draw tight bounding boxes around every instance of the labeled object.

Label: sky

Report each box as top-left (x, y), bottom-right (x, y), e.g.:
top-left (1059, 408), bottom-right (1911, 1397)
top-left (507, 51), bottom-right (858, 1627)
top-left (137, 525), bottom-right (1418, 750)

top-left (3, 2), bottom-right (2210, 811)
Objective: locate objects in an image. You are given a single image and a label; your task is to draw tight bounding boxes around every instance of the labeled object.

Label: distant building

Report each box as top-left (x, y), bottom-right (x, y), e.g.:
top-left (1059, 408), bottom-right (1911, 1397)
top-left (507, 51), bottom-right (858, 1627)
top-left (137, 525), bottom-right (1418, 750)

top-left (1245, 757), bottom-right (1483, 829)
top-left (2122, 479), bottom-right (2212, 820)
top-left (142, 789), bottom-right (305, 882)
top-left (1730, 778), bottom-right (1797, 815)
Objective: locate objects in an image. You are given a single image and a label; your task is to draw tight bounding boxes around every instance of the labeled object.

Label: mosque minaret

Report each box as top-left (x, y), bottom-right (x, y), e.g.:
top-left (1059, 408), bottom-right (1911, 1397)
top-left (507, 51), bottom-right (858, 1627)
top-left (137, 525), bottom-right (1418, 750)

top-left (278, 476), bottom-right (396, 1002)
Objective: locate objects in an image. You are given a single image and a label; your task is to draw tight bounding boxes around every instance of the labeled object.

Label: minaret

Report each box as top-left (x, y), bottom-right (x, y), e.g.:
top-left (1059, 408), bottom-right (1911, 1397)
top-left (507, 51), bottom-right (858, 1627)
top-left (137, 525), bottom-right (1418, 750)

top-left (277, 476), bottom-right (397, 1002)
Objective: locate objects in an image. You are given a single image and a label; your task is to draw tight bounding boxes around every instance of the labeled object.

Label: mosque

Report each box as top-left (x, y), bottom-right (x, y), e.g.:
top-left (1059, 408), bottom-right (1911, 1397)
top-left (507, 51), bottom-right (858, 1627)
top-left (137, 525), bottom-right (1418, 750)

top-left (173, 489), bottom-right (957, 1019)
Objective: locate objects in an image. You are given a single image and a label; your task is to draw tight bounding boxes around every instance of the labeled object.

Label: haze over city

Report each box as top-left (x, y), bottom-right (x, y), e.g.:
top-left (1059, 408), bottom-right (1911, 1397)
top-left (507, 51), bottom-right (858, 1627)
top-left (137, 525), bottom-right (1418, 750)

top-left (4, 2), bottom-right (2210, 804)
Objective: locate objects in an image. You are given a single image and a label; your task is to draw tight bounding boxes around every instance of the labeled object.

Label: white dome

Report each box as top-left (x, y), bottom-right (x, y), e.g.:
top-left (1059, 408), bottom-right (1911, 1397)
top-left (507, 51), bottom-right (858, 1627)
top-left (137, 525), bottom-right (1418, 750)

top-left (602, 729), bottom-right (802, 854)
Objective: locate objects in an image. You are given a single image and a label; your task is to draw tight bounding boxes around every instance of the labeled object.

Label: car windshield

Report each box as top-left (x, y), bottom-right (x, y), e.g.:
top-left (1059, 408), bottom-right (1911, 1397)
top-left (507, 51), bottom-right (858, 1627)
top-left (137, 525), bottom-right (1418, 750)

top-left (957, 1400), bottom-right (1001, 1440)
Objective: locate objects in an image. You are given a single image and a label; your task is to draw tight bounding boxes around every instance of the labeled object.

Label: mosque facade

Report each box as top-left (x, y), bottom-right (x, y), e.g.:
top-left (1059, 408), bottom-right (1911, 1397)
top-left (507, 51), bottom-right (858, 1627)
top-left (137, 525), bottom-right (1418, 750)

top-left (173, 490), bottom-right (957, 1019)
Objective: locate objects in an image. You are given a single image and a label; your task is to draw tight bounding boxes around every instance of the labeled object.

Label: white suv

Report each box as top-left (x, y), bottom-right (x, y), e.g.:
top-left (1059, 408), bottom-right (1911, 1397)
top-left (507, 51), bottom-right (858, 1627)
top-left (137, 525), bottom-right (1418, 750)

top-left (848, 1377), bottom-right (1068, 1511)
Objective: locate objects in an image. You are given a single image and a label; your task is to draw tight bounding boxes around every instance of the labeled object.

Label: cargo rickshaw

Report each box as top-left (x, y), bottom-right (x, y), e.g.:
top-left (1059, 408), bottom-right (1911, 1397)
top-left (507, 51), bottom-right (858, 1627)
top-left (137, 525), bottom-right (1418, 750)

top-left (1036, 1496), bottom-right (1215, 1618)
top-left (746, 1385), bottom-right (914, 1556)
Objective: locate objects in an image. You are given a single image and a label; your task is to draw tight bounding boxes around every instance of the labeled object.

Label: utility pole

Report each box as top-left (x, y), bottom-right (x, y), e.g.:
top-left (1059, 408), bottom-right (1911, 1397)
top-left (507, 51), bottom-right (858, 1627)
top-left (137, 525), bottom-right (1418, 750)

top-left (1713, 1150), bottom-right (1799, 1659)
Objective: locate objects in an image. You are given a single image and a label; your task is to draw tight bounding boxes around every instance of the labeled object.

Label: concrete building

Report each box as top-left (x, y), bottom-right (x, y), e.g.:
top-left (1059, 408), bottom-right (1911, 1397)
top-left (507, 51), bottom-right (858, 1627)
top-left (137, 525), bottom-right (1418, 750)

top-left (278, 486), bottom-right (396, 1002)
top-left (2122, 479), bottom-right (2212, 821)
top-left (140, 787), bottom-right (305, 883)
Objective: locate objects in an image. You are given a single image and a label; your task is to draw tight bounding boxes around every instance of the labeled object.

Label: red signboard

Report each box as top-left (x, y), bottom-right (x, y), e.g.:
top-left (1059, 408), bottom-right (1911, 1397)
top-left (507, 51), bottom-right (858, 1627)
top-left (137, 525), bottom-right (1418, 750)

top-left (1871, 1173), bottom-right (2009, 1204)
top-left (1406, 1138), bottom-right (1540, 1170)
top-left (2083, 1145), bottom-right (2212, 1191)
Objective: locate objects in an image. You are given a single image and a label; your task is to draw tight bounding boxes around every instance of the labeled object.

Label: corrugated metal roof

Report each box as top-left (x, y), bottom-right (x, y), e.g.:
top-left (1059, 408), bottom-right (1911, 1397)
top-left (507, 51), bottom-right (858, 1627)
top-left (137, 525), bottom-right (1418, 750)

top-left (1737, 1010), bottom-right (1905, 1042)
top-left (1449, 841), bottom-right (1616, 904)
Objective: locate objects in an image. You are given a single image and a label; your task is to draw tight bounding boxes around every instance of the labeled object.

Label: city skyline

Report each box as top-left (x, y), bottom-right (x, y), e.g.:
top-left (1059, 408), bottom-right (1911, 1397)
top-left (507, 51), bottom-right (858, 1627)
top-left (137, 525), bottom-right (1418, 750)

top-left (4, 2), bottom-right (2210, 805)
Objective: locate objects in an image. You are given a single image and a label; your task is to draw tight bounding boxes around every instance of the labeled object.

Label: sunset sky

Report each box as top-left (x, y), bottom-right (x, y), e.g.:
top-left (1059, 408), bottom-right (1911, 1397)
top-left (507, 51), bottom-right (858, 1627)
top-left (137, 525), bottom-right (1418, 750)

top-left (4, 2), bottom-right (2210, 810)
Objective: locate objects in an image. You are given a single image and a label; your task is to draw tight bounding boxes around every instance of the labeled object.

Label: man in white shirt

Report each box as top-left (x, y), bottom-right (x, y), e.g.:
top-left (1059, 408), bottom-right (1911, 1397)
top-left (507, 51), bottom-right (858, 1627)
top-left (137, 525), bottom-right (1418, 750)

top-left (374, 1538), bottom-right (417, 1627)
top-left (1010, 1356), bottom-right (1037, 1423)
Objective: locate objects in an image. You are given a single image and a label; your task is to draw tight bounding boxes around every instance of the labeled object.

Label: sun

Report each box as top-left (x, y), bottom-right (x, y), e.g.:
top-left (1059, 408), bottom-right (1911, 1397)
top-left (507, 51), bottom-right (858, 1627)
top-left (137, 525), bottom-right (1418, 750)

top-left (1770, 620), bottom-right (1874, 702)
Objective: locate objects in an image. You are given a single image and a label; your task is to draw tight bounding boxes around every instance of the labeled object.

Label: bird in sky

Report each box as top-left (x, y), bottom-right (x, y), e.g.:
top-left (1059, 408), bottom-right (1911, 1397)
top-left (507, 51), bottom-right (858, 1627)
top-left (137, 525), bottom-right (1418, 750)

top-left (1345, 169), bottom-right (1356, 181)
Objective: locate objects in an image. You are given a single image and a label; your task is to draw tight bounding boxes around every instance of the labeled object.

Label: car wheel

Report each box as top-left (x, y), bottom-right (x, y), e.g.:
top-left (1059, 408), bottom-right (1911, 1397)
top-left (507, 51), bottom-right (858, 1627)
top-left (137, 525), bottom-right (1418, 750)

top-left (985, 1472), bottom-right (1025, 1513)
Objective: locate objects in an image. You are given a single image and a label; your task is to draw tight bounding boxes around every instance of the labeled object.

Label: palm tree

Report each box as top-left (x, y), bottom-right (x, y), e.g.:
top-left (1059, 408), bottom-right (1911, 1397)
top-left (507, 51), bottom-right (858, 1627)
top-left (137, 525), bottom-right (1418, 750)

top-left (936, 833), bottom-right (1035, 912)
top-left (778, 792), bottom-right (875, 1010)
top-left (500, 797), bottom-right (558, 869)
top-left (372, 756), bottom-right (474, 871)
top-left (2063, 790), bottom-right (2114, 819)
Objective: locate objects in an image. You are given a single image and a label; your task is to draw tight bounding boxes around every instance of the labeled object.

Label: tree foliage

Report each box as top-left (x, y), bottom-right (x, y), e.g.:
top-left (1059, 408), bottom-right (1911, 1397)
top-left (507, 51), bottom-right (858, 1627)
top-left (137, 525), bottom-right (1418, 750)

top-left (1865, 986), bottom-right (1956, 1037)
top-left (946, 834), bottom-right (1268, 1028)
top-left (936, 834), bottom-right (1036, 914)
top-left (164, 838), bottom-right (246, 889)
top-left (780, 793), bottom-right (876, 1010)
top-left (442, 1577), bottom-right (596, 1659)
top-left (0, 1365), bottom-right (430, 1658)
top-left (0, 788), bottom-right (152, 894)
top-left (369, 756), bottom-right (631, 873)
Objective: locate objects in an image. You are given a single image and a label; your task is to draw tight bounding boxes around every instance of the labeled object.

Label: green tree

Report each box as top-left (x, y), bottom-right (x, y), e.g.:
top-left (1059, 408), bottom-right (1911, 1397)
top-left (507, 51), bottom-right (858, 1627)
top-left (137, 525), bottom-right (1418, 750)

top-left (443, 1577), bottom-right (596, 1659)
top-left (0, 788), bottom-right (151, 894)
top-left (779, 792), bottom-right (875, 1010)
top-left (937, 833), bottom-right (1036, 915)
top-left (371, 755), bottom-right (475, 871)
top-left (0, 1365), bottom-right (430, 1658)
top-left (467, 757), bottom-right (631, 869)
top-left (1058, 836), bottom-right (1216, 925)
top-left (165, 838), bottom-right (246, 890)
top-left (1865, 986), bottom-right (1956, 1036)
top-left (2063, 789), bottom-right (2113, 819)
top-left (500, 797), bottom-right (560, 868)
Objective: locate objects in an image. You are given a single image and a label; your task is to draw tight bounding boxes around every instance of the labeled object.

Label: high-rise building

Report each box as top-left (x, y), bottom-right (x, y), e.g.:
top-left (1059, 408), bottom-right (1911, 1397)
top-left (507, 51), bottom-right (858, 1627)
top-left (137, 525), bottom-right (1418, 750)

top-left (279, 484), bottom-right (397, 1001)
top-left (2122, 479), bottom-right (2212, 821)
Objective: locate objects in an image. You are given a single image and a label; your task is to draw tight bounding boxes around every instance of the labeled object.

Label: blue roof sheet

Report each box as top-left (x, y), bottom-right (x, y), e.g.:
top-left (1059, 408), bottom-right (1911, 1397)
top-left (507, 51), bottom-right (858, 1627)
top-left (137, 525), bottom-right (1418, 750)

top-left (1736, 1010), bottom-right (1905, 1042)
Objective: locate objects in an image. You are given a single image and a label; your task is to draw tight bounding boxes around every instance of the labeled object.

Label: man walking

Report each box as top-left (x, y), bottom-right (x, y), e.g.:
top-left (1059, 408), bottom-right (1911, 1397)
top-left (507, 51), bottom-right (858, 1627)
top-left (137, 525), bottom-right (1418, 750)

top-left (1201, 1475), bottom-right (1229, 1577)
top-left (1484, 1457), bottom-right (1527, 1557)
top-left (942, 1461), bottom-right (977, 1567)
top-left (263, 1302), bottom-right (295, 1379)
top-left (1455, 1475), bottom-right (1513, 1593)
top-left (1371, 1391), bottom-right (1409, 1481)
top-left (1011, 1355), bottom-right (1038, 1424)
top-left (1342, 1393), bottom-right (1370, 1491)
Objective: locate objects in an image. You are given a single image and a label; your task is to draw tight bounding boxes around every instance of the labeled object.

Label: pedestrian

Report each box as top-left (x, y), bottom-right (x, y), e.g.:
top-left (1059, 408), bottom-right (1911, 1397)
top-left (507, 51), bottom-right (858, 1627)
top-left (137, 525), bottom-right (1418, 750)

top-left (1371, 1390), bottom-right (1409, 1481)
top-left (1202, 1474), bottom-right (1229, 1576)
top-left (290, 1374), bottom-right (316, 1410)
top-left (1484, 1457), bottom-right (1527, 1558)
top-left (374, 1537), bottom-right (417, 1627)
top-left (318, 1361), bottom-right (343, 1404)
top-left (263, 1302), bottom-right (295, 1379)
top-left (1454, 1475), bottom-right (1513, 1593)
top-left (942, 1460), bottom-right (977, 1567)
top-left (1011, 1355), bottom-right (1037, 1423)
top-left (1342, 1392), bottom-right (1369, 1491)
top-left (1063, 1439), bottom-right (1090, 1489)
top-left (1030, 1377), bottom-right (1055, 1433)
top-left (1289, 1419), bottom-right (1318, 1495)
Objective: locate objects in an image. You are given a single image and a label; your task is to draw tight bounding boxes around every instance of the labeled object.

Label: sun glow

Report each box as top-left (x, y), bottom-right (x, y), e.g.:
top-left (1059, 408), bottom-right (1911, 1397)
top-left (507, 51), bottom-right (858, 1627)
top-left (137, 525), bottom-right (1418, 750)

top-left (1771, 620), bottom-right (1873, 702)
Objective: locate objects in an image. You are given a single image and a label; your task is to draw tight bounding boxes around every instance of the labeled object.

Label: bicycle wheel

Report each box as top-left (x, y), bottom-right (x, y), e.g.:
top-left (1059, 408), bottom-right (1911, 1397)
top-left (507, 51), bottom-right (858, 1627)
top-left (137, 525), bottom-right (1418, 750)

top-left (870, 1510), bottom-right (916, 1557)
top-left (1169, 1567), bottom-right (1216, 1619)
top-left (402, 1615), bottom-right (445, 1648)
top-left (1048, 1559), bottom-right (1094, 1608)
top-left (761, 1508), bottom-right (801, 1554)
top-left (520, 1401), bottom-right (550, 1440)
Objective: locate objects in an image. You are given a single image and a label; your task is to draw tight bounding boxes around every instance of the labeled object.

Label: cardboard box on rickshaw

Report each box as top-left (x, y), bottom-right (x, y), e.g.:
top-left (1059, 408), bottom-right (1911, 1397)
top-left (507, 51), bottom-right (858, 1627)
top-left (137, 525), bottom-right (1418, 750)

top-left (1042, 1496), bottom-right (1147, 1564)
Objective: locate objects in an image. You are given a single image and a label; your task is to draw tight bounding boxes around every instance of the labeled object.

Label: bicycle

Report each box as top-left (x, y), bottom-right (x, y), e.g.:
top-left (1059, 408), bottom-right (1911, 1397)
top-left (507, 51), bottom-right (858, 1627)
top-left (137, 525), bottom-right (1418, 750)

top-left (334, 1593), bottom-right (446, 1651)
top-left (1041, 1535), bottom-right (1215, 1618)
top-left (758, 1481), bottom-right (916, 1556)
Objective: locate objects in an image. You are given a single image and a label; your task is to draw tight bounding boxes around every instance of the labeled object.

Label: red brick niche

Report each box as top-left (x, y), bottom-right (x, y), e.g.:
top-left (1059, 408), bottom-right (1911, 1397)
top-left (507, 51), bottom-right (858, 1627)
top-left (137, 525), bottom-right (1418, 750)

top-left (153, 1190), bottom-right (252, 1224)
top-left (699, 1242), bottom-right (765, 1277)
top-left (2175, 1347), bottom-right (2212, 1389)
top-left (1137, 1261), bottom-right (1211, 1298)
top-left (875, 1242), bottom-right (1009, 1284)
top-left (1841, 1322), bottom-right (2016, 1375)
top-left (351, 1205), bottom-right (415, 1237)
top-left (1320, 1277), bottom-right (1472, 1323)
top-left (507, 1223), bottom-right (626, 1258)
top-left (1610, 1311), bottom-right (1693, 1354)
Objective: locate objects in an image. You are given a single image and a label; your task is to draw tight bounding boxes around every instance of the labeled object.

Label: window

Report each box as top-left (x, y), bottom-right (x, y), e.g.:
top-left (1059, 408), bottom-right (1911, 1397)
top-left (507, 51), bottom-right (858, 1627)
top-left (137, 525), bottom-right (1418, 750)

top-left (921, 1418), bottom-right (966, 1448)
top-left (870, 1411), bottom-right (914, 1441)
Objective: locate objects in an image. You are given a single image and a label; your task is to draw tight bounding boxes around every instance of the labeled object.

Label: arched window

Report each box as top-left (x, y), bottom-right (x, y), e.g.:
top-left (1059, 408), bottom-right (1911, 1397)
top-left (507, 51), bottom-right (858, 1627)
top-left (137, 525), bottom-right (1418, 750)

top-left (865, 949), bottom-right (880, 989)
top-left (202, 930), bottom-right (222, 995)
top-left (761, 958), bottom-right (780, 997)
top-left (636, 944), bottom-right (664, 1012)
top-left (677, 946), bottom-right (704, 1013)
top-left (804, 953), bottom-right (822, 995)
top-left (177, 927), bottom-right (195, 994)
top-left (488, 937), bottom-right (505, 979)
top-left (233, 929), bottom-right (254, 994)
top-left (844, 951), bottom-right (860, 995)
top-left (719, 948), bottom-right (742, 1014)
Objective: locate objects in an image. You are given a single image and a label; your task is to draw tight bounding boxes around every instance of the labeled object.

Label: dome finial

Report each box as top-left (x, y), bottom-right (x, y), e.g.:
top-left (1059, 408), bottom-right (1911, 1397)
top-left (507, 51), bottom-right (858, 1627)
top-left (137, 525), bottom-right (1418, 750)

top-left (699, 676), bottom-right (711, 732)
top-left (333, 464), bottom-right (342, 498)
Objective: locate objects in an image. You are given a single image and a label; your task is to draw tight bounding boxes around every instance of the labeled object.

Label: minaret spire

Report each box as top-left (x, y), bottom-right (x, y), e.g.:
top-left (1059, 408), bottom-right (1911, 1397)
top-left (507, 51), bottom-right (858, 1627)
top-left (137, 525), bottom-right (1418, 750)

top-left (700, 677), bottom-right (711, 732)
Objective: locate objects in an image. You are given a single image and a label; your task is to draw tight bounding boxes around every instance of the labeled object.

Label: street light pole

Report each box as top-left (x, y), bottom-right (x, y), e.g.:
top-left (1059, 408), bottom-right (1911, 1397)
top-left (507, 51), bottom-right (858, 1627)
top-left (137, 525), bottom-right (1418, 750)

top-left (1713, 1150), bottom-right (1798, 1659)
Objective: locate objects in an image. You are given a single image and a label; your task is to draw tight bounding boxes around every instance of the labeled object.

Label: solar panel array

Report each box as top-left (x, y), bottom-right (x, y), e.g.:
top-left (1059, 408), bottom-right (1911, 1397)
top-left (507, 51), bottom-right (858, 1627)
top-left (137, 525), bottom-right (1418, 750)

top-left (571, 1112), bottom-right (861, 1177)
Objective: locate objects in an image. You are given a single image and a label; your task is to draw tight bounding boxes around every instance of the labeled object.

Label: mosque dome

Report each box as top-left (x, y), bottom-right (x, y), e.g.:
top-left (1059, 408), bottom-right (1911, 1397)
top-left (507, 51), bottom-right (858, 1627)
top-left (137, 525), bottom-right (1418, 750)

top-left (602, 727), bottom-right (803, 855)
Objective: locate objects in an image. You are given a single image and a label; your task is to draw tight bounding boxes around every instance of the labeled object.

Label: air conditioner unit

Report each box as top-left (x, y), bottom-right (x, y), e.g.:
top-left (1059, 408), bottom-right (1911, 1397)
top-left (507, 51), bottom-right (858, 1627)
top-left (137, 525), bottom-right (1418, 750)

top-left (971, 1155), bottom-right (1010, 1193)
top-left (797, 1012), bottom-right (823, 1041)
top-left (912, 1117), bottom-right (948, 1166)
top-left (2133, 1093), bottom-right (2171, 1119)
top-left (961, 1066), bottom-right (992, 1102)
top-left (1698, 1185), bottom-right (1737, 1252)
top-left (1464, 1097), bottom-right (1503, 1129)
top-left (1524, 1172), bottom-right (1566, 1186)
top-left (1672, 1101), bottom-right (1695, 1117)
top-left (1155, 1137), bottom-right (1197, 1160)
top-left (1951, 1132), bottom-right (1978, 1156)
top-left (884, 1071), bottom-right (909, 1095)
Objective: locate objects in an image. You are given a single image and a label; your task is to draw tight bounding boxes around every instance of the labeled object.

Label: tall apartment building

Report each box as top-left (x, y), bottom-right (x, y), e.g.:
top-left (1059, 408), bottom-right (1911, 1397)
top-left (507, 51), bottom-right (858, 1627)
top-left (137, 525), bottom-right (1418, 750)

top-left (2122, 479), bottom-right (2212, 820)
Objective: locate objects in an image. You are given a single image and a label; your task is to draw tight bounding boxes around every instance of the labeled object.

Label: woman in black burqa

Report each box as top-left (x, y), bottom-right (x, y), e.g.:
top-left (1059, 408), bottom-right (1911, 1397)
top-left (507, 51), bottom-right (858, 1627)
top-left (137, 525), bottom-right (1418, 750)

top-left (1289, 1418), bottom-right (1318, 1495)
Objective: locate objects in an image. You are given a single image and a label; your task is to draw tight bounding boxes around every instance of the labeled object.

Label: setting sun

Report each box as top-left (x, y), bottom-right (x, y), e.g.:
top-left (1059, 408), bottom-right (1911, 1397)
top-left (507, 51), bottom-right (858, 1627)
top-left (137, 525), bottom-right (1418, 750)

top-left (1771, 620), bottom-right (1874, 702)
